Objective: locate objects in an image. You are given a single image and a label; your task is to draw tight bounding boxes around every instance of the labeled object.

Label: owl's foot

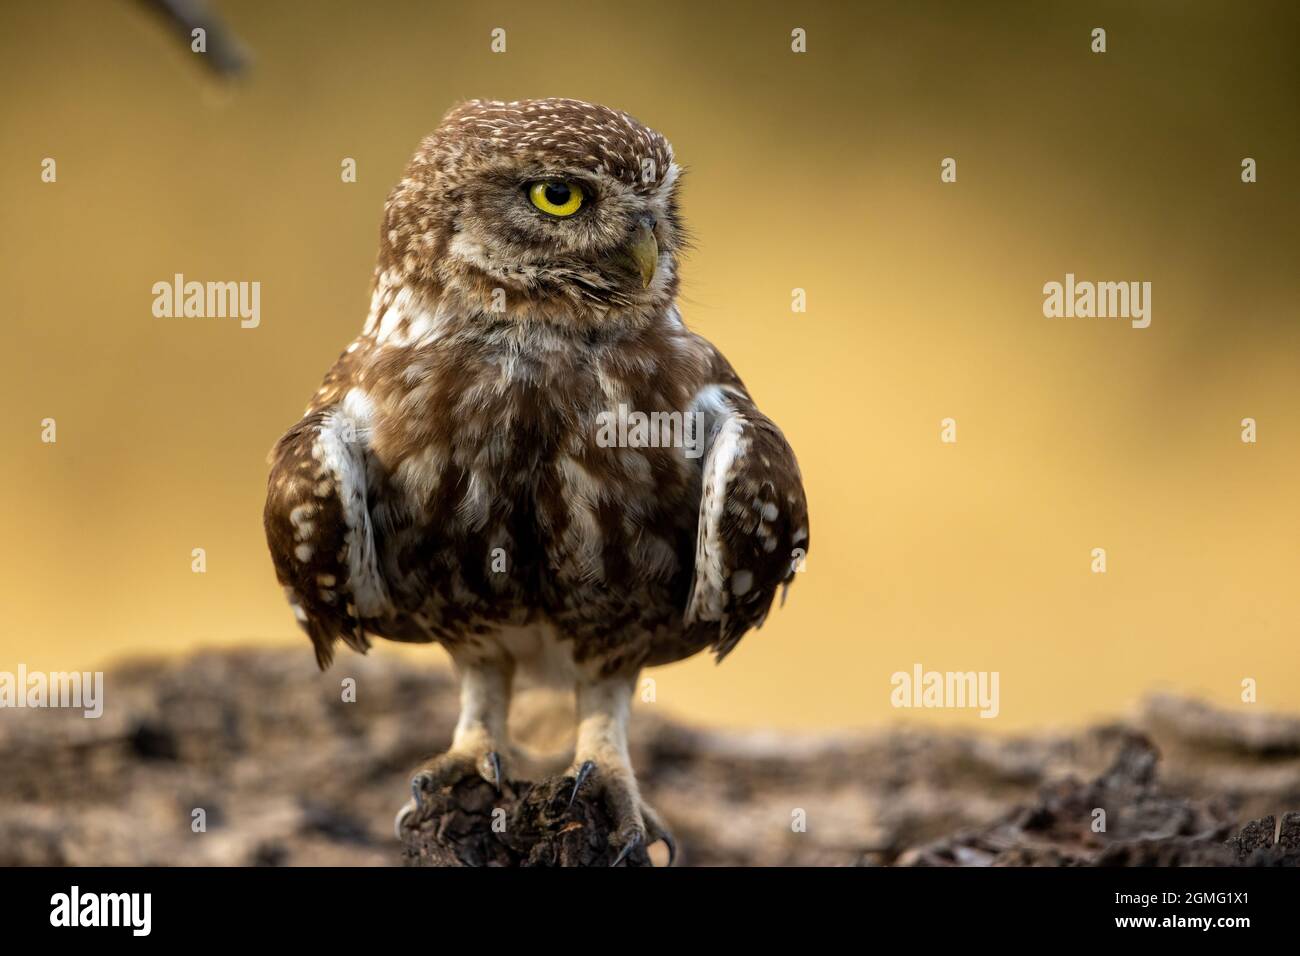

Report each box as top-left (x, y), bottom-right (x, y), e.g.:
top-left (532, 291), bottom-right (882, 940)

top-left (567, 759), bottom-right (677, 866)
top-left (394, 746), bottom-right (509, 839)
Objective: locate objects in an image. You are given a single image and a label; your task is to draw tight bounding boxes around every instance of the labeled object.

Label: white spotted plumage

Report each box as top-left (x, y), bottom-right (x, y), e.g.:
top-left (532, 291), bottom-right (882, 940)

top-left (263, 98), bottom-right (808, 863)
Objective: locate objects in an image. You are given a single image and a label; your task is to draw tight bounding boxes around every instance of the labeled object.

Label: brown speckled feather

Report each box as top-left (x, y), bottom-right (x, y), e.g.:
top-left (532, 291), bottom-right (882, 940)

top-left (264, 99), bottom-right (808, 678)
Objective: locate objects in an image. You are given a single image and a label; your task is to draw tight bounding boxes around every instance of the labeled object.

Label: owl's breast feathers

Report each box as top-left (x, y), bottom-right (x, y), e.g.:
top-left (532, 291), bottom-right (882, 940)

top-left (264, 305), bottom-right (808, 670)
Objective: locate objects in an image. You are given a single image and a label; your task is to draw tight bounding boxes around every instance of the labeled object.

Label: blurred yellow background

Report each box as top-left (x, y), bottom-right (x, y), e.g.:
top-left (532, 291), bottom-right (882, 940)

top-left (1, 0), bottom-right (1297, 732)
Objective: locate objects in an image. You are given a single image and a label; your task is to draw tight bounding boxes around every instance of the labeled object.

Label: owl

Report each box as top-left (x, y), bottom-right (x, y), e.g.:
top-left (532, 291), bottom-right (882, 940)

top-left (263, 98), bottom-right (809, 865)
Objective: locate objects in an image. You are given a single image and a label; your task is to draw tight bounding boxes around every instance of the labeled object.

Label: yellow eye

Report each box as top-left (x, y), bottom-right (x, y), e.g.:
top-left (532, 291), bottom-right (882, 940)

top-left (529, 181), bottom-right (584, 217)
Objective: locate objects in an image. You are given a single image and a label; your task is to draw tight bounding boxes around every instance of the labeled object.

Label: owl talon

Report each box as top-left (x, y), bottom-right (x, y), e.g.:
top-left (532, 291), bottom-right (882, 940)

top-left (394, 797), bottom-right (418, 840)
top-left (610, 828), bottom-right (644, 868)
top-left (660, 831), bottom-right (677, 867)
top-left (397, 746), bottom-right (509, 841)
top-left (568, 760), bottom-right (596, 808)
top-left (411, 773), bottom-right (430, 808)
top-left (559, 759), bottom-right (673, 866)
top-left (393, 773), bottom-right (433, 840)
top-left (642, 804), bottom-right (677, 866)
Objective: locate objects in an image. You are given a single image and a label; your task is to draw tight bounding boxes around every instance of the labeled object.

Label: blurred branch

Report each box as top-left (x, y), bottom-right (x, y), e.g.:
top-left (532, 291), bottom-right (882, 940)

top-left (138, 0), bottom-right (249, 77)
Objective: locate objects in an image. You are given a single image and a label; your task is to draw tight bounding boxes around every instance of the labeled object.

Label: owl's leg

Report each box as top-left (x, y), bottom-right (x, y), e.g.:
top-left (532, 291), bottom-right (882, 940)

top-left (394, 654), bottom-right (514, 838)
top-left (565, 672), bottom-right (676, 866)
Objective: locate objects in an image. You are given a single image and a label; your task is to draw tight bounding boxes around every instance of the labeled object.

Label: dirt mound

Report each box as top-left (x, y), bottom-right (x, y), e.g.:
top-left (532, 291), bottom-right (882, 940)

top-left (2, 649), bottom-right (1297, 866)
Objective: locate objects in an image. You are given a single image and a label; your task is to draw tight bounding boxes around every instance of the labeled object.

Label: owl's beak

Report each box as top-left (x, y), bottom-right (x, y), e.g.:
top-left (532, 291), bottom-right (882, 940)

top-left (622, 217), bottom-right (659, 289)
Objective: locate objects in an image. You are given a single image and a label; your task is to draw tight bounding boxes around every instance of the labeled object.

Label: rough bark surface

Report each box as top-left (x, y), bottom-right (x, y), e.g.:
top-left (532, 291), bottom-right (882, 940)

top-left (2, 648), bottom-right (1299, 866)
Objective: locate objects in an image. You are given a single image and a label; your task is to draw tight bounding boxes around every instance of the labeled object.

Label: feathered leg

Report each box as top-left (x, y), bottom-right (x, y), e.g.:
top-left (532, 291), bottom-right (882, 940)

top-left (394, 654), bottom-right (514, 837)
top-left (565, 671), bottom-right (676, 866)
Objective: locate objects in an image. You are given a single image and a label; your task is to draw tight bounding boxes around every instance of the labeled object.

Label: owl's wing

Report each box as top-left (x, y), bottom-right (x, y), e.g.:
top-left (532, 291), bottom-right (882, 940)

top-left (684, 373), bottom-right (809, 660)
top-left (263, 394), bottom-right (391, 669)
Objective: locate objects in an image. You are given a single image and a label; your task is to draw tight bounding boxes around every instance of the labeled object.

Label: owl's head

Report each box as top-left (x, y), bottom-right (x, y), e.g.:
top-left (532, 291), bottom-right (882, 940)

top-left (379, 98), bottom-right (685, 324)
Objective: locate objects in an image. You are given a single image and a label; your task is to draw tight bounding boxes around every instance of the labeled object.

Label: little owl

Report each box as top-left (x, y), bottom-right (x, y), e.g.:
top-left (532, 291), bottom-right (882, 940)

top-left (264, 98), bottom-right (809, 865)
